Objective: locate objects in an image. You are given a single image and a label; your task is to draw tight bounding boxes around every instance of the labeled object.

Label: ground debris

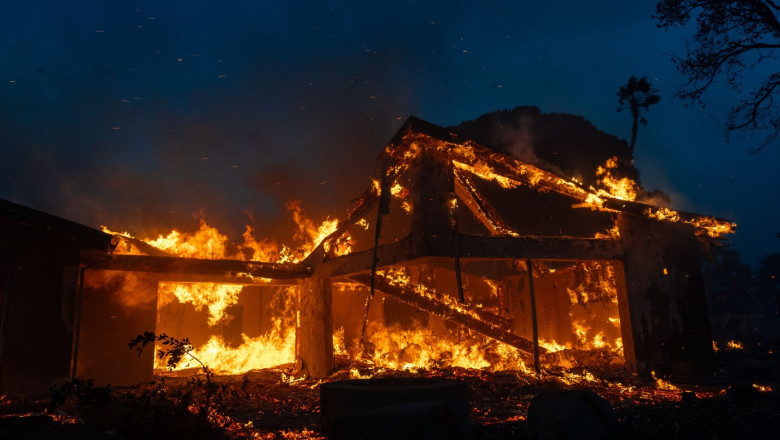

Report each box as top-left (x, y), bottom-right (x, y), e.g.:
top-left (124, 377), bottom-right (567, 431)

top-left (1, 354), bottom-right (778, 439)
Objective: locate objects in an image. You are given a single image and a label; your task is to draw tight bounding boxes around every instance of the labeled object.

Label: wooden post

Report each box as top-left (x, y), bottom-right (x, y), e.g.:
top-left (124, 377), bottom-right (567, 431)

top-left (408, 149), bottom-right (456, 257)
top-left (612, 260), bottom-right (637, 371)
top-left (452, 198), bottom-right (465, 304)
top-left (296, 249), bottom-right (334, 378)
top-left (526, 259), bottom-right (541, 373)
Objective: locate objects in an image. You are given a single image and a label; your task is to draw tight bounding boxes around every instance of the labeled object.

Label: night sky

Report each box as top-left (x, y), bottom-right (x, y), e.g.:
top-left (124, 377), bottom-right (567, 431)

top-left (1, 1), bottom-right (778, 266)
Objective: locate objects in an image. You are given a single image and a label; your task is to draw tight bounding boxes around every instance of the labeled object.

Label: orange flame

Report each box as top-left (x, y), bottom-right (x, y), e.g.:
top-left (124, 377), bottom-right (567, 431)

top-left (643, 207), bottom-right (735, 238)
top-left (727, 340), bottom-right (744, 350)
top-left (158, 282), bottom-right (243, 326)
top-left (182, 322), bottom-right (295, 373)
top-left (362, 321), bottom-right (531, 373)
top-left (156, 286), bottom-right (297, 374)
top-left (594, 157), bottom-right (638, 201)
top-left (651, 370), bottom-right (679, 391)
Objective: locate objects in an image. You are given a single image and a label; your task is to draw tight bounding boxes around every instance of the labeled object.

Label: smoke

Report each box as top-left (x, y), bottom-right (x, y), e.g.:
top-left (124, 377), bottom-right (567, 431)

top-left (0, 1), bottom-right (429, 248)
top-left (85, 270), bottom-right (157, 314)
top-left (489, 114), bottom-right (565, 178)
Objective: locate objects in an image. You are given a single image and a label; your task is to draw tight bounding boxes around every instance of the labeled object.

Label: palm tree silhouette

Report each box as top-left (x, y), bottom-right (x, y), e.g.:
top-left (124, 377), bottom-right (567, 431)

top-left (617, 76), bottom-right (661, 154)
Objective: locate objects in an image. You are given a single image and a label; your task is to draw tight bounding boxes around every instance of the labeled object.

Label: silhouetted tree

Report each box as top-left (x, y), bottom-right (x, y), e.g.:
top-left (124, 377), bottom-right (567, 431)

top-left (756, 252), bottom-right (780, 286)
top-left (655, 0), bottom-right (780, 152)
top-left (714, 247), bottom-right (753, 279)
top-left (617, 75), bottom-right (661, 153)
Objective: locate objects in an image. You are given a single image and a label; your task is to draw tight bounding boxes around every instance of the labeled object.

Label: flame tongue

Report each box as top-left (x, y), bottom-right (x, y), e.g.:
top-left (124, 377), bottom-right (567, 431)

top-left (158, 283), bottom-right (243, 326)
top-left (594, 156), bottom-right (638, 201)
top-left (182, 322), bottom-right (296, 373)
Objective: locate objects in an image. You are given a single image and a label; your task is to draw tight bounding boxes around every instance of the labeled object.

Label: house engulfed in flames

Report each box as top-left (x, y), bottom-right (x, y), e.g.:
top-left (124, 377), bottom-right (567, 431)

top-left (0, 117), bottom-right (734, 395)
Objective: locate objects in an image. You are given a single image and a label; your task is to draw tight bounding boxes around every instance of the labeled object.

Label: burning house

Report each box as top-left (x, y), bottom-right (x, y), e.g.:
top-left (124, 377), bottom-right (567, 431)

top-left (0, 116), bottom-right (735, 396)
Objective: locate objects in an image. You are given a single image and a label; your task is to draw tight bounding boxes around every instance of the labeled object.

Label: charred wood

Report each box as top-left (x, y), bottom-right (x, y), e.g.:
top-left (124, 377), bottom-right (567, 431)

top-left (453, 169), bottom-right (516, 236)
top-left (323, 236), bottom-right (415, 278)
top-left (0, 198), bottom-right (116, 254)
top-left (347, 273), bottom-right (543, 356)
top-left (94, 255), bottom-right (308, 282)
top-left (447, 234), bottom-right (623, 261)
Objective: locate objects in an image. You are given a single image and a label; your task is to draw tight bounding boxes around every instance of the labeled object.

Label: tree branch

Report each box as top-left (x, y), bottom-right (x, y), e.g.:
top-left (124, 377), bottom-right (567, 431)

top-left (656, 0), bottom-right (780, 149)
top-left (747, 0), bottom-right (780, 33)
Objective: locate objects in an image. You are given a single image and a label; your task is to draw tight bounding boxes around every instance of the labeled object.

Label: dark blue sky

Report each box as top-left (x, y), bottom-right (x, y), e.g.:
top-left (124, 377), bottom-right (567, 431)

top-left (1, 1), bottom-right (778, 265)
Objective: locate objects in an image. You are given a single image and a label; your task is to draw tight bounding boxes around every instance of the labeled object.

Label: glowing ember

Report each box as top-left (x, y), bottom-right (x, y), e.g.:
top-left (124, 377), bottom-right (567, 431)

top-left (594, 224), bottom-right (621, 239)
top-left (645, 206), bottom-right (680, 222)
top-left (651, 371), bottom-right (679, 391)
top-left (643, 207), bottom-right (735, 238)
top-left (727, 340), bottom-right (744, 350)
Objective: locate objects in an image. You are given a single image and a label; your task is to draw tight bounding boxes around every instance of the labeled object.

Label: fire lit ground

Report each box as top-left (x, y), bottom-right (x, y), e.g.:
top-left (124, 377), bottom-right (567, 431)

top-left (1, 117), bottom-right (778, 438)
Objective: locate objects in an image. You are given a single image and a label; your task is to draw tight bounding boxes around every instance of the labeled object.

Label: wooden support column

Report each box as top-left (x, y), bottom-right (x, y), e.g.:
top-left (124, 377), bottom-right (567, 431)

top-left (408, 147), bottom-right (456, 257)
top-left (525, 259), bottom-right (541, 373)
top-left (408, 147), bottom-right (467, 305)
top-left (451, 171), bottom-right (465, 303)
top-left (612, 260), bottom-right (637, 371)
top-left (296, 249), bottom-right (334, 378)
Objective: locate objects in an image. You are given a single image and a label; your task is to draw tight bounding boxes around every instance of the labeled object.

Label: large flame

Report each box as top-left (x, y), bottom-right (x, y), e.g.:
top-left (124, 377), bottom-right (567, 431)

top-left (107, 200), bottom-right (349, 264)
top-left (361, 322), bottom-right (531, 373)
top-left (593, 156), bottom-right (638, 201)
top-left (107, 205), bottom-right (341, 375)
top-left (158, 282), bottom-right (243, 326)
top-left (155, 286), bottom-right (298, 374)
top-left (147, 220), bottom-right (231, 259)
top-left (177, 320), bottom-right (296, 373)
